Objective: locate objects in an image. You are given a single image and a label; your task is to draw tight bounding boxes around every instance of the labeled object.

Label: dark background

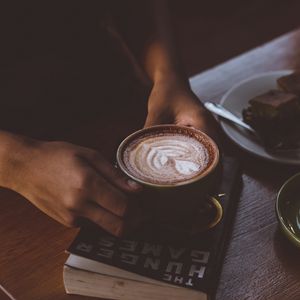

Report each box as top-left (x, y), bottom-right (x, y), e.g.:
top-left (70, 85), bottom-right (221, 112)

top-left (0, 0), bottom-right (300, 139)
top-left (171, 0), bottom-right (300, 76)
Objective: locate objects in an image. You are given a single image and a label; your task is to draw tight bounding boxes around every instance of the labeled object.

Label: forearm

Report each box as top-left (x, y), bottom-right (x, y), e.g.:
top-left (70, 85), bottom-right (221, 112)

top-left (110, 1), bottom-right (213, 133)
top-left (0, 130), bottom-right (37, 191)
top-left (112, 0), bottom-right (188, 87)
top-left (143, 0), bottom-right (188, 86)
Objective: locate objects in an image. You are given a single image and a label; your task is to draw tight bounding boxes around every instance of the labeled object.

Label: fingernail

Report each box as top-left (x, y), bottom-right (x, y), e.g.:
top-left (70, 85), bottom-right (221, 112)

top-left (127, 179), bottom-right (142, 190)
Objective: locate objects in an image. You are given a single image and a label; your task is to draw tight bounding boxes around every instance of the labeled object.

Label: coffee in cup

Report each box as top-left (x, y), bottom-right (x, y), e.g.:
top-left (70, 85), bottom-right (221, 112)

top-left (117, 125), bottom-right (220, 223)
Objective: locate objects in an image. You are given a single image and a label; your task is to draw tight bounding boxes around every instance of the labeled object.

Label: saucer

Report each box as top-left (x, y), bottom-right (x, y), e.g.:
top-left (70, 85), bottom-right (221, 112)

top-left (276, 172), bottom-right (300, 247)
top-left (219, 70), bottom-right (300, 165)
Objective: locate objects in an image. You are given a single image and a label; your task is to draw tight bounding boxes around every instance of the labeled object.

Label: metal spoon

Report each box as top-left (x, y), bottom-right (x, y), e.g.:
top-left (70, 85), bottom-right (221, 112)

top-left (204, 101), bottom-right (255, 132)
top-left (204, 101), bottom-right (300, 152)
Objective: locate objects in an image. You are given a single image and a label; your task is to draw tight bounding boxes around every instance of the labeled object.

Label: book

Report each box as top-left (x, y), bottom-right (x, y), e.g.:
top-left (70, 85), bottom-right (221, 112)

top-left (63, 157), bottom-right (242, 300)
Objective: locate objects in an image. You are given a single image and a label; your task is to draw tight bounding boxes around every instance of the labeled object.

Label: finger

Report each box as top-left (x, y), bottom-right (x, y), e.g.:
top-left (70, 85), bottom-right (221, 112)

top-left (177, 112), bottom-right (221, 145)
top-left (144, 112), bottom-right (171, 128)
top-left (175, 108), bottom-right (205, 128)
top-left (89, 174), bottom-right (131, 217)
top-left (144, 114), bottom-right (158, 128)
top-left (88, 171), bottom-right (148, 221)
top-left (82, 202), bottom-right (125, 236)
top-left (179, 107), bottom-right (216, 128)
top-left (83, 152), bottom-right (142, 193)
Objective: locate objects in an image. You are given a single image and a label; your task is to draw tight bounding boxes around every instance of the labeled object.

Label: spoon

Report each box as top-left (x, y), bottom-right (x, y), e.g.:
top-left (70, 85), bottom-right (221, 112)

top-left (204, 101), bottom-right (255, 132)
top-left (204, 101), bottom-right (300, 152)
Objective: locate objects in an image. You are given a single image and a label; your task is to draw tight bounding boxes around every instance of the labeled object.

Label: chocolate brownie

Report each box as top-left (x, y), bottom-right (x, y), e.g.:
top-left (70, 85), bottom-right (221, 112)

top-left (277, 72), bottom-right (300, 96)
top-left (242, 90), bottom-right (300, 149)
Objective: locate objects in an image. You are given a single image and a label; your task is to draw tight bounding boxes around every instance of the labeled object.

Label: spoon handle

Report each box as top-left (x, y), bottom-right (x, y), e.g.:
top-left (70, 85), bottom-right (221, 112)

top-left (204, 102), bottom-right (255, 132)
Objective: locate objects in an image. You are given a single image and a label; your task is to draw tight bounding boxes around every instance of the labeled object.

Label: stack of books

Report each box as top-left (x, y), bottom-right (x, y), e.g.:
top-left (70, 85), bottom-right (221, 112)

top-left (63, 157), bottom-right (241, 300)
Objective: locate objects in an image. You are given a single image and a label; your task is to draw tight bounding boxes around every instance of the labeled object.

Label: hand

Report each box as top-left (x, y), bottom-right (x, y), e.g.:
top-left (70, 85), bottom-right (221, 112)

top-left (8, 140), bottom-right (143, 236)
top-left (144, 79), bottom-right (219, 139)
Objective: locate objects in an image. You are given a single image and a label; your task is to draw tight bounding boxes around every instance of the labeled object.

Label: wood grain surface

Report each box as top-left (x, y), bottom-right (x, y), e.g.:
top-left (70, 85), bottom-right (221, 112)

top-left (2, 29), bottom-right (300, 300)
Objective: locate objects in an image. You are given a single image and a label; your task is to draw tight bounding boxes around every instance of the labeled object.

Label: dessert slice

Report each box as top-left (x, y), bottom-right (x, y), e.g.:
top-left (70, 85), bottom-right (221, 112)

top-left (242, 90), bottom-right (300, 149)
top-left (277, 72), bottom-right (300, 96)
top-left (247, 90), bottom-right (300, 119)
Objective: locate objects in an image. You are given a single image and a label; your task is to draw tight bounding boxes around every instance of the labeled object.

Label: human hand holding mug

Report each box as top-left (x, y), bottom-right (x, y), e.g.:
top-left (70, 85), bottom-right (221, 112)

top-left (0, 135), bottom-right (143, 236)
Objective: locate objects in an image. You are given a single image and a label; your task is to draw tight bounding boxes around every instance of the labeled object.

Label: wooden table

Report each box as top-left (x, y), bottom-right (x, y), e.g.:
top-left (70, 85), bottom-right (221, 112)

top-left (2, 29), bottom-right (300, 300)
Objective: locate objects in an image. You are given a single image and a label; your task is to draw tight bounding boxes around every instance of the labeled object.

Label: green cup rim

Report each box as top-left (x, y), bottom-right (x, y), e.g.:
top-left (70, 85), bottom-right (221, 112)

top-left (116, 124), bottom-right (220, 188)
top-left (276, 172), bottom-right (300, 247)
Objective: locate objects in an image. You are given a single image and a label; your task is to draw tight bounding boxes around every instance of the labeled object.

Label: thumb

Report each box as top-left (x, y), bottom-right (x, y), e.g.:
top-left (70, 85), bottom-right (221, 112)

top-left (83, 151), bottom-right (143, 193)
top-left (144, 113), bottom-right (160, 128)
top-left (144, 110), bottom-right (173, 128)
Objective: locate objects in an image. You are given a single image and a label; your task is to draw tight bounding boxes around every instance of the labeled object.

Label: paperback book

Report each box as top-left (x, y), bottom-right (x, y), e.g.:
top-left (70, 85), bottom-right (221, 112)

top-left (64, 157), bottom-right (241, 300)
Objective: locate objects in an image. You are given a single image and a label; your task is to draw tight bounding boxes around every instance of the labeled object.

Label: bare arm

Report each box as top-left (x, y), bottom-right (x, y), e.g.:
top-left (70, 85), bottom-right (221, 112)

top-left (112, 0), bottom-right (217, 136)
top-left (0, 130), bottom-right (142, 236)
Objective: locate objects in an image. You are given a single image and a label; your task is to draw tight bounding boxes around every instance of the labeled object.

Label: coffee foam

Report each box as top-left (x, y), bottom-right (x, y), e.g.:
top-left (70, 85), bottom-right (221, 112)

top-left (123, 131), bottom-right (212, 185)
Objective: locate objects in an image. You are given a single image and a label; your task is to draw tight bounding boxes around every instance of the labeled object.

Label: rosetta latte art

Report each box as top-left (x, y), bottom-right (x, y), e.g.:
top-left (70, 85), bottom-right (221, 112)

top-left (123, 134), bottom-right (210, 184)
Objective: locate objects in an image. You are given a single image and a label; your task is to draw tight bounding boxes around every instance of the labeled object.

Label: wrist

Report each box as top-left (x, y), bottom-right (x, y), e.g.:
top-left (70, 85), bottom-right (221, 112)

top-left (153, 69), bottom-right (190, 90)
top-left (0, 131), bottom-right (40, 191)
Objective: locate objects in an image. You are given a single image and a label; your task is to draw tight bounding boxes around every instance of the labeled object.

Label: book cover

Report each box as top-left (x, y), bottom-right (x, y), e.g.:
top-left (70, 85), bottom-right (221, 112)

top-left (66, 157), bottom-right (241, 297)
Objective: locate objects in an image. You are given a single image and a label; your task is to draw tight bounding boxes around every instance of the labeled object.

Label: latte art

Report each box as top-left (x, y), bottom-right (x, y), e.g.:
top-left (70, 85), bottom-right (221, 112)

top-left (123, 133), bottom-right (210, 184)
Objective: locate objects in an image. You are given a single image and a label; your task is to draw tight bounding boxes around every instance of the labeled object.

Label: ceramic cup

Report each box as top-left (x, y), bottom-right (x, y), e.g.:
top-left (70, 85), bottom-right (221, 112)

top-left (116, 124), bottom-right (220, 224)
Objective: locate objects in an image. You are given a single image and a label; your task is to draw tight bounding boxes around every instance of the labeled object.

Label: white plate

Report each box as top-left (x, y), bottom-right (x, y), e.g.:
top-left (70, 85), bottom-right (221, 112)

top-left (220, 70), bottom-right (300, 165)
